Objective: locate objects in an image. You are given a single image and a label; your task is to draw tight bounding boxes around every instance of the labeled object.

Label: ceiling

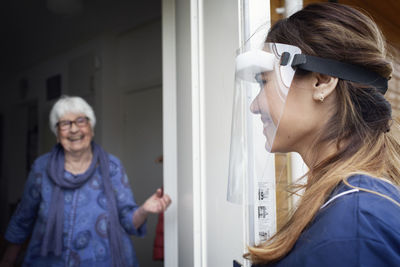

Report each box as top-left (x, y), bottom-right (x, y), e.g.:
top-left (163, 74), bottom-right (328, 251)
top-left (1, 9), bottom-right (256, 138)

top-left (0, 0), bottom-right (161, 82)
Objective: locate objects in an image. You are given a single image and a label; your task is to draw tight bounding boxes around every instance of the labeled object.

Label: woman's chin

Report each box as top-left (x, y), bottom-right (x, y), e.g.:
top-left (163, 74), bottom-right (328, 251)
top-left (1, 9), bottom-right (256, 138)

top-left (264, 137), bottom-right (273, 152)
top-left (268, 145), bottom-right (278, 153)
top-left (64, 142), bottom-right (91, 154)
top-left (268, 140), bottom-right (284, 153)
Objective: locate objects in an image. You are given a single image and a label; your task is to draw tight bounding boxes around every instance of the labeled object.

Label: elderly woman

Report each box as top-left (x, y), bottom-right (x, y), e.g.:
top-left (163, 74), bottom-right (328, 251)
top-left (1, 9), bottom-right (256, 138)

top-left (0, 96), bottom-right (171, 267)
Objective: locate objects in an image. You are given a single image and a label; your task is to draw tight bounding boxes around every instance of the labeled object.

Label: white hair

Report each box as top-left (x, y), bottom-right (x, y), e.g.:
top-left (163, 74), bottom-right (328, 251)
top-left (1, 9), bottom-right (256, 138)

top-left (49, 95), bottom-right (96, 136)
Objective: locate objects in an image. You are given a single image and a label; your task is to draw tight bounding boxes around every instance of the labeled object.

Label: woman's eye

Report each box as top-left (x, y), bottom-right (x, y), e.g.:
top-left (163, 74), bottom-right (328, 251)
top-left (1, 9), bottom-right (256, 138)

top-left (258, 79), bottom-right (268, 86)
top-left (255, 73), bottom-right (268, 85)
top-left (59, 121), bottom-right (70, 127)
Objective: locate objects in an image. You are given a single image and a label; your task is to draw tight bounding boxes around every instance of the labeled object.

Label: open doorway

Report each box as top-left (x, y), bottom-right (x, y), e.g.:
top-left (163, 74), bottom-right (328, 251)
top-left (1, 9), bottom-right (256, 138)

top-left (0, 1), bottom-right (164, 267)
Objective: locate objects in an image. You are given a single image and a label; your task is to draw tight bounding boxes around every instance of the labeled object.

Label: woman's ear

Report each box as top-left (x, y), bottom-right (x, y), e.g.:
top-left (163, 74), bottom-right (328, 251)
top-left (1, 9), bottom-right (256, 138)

top-left (312, 73), bottom-right (338, 102)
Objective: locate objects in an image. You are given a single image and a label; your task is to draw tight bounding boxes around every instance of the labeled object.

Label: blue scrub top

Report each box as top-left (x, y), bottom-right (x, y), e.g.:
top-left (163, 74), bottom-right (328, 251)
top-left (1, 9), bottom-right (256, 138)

top-left (5, 152), bottom-right (146, 267)
top-left (254, 174), bottom-right (400, 267)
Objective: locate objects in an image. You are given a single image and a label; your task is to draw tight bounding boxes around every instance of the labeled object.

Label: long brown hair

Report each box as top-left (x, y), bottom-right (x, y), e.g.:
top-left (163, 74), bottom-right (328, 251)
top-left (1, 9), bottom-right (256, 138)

top-left (247, 2), bottom-right (400, 264)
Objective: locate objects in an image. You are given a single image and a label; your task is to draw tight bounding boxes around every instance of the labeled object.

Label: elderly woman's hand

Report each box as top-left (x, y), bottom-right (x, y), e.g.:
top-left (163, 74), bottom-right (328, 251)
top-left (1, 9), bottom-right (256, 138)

top-left (132, 188), bottom-right (171, 229)
top-left (143, 188), bottom-right (171, 214)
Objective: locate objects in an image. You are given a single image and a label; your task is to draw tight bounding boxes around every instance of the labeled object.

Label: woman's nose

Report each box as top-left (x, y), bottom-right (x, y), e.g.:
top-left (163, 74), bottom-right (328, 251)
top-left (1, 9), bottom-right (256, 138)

top-left (250, 97), bottom-right (260, 114)
top-left (69, 122), bottom-right (79, 132)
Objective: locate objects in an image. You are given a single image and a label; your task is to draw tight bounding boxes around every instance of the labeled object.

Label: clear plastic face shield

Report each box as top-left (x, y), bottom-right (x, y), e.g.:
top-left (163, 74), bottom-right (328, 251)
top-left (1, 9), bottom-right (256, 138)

top-left (227, 40), bottom-right (389, 204)
top-left (227, 43), bottom-right (301, 204)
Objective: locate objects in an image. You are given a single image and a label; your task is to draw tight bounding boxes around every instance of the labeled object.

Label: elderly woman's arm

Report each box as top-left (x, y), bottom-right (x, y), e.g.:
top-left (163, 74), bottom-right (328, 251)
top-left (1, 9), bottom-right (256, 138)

top-left (132, 188), bottom-right (171, 229)
top-left (1, 160), bottom-right (42, 266)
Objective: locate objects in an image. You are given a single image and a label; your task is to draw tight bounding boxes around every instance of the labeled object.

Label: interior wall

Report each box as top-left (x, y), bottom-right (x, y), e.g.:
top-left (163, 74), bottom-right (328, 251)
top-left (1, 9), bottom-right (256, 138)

top-left (115, 20), bottom-right (163, 267)
top-left (0, 114), bottom-right (4, 234)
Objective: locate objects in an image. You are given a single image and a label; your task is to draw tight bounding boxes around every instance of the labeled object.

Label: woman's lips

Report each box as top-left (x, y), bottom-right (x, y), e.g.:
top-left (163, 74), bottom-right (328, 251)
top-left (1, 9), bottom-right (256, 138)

top-left (261, 115), bottom-right (274, 137)
top-left (261, 116), bottom-right (273, 128)
top-left (68, 135), bottom-right (84, 142)
top-left (261, 116), bottom-right (274, 150)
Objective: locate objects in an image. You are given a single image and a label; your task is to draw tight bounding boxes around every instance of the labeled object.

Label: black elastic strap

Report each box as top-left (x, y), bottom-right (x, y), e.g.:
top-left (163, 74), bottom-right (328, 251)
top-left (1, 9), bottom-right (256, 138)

top-left (291, 54), bottom-right (388, 94)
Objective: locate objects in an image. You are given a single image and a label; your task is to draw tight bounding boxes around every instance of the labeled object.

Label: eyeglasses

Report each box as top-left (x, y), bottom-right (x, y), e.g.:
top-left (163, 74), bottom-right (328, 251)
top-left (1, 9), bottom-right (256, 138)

top-left (57, 116), bottom-right (90, 131)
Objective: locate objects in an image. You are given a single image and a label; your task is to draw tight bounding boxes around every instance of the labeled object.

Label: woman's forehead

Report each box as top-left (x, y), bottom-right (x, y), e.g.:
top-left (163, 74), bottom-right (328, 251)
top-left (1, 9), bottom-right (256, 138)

top-left (59, 112), bottom-right (86, 120)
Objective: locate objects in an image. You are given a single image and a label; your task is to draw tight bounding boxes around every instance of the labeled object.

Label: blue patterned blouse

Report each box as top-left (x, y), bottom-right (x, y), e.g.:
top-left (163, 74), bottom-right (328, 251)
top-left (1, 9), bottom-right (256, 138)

top-left (5, 152), bottom-right (146, 267)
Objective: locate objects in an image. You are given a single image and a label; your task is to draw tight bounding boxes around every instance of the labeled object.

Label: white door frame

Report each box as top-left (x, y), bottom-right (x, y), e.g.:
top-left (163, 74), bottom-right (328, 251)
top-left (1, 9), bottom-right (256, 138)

top-left (162, 0), bottom-right (205, 265)
top-left (162, 0), bottom-right (179, 266)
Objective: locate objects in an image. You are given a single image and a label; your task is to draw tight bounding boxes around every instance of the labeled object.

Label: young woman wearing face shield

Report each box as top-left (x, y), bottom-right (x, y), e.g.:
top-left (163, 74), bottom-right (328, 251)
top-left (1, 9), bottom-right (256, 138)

top-left (231, 2), bottom-right (400, 266)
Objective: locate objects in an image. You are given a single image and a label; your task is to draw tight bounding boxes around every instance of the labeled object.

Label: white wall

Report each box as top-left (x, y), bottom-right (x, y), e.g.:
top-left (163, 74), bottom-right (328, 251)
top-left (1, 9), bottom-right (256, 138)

top-left (114, 20), bottom-right (164, 267)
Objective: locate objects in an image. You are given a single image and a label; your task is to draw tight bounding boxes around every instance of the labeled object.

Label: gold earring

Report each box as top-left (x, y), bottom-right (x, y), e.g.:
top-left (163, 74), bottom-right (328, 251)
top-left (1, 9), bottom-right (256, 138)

top-left (319, 93), bottom-right (324, 102)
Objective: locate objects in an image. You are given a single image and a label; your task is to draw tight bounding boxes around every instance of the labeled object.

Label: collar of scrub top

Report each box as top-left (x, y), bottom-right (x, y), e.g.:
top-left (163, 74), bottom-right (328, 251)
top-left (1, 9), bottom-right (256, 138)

top-left (279, 52), bottom-right (389, 94)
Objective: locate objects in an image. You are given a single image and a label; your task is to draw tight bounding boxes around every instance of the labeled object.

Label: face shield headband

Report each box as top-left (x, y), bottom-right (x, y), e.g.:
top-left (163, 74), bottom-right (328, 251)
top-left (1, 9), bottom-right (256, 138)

top-left (290, 54), bottom-right (388, 94)
top-left (227, 42), bottom-right (389, 204)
